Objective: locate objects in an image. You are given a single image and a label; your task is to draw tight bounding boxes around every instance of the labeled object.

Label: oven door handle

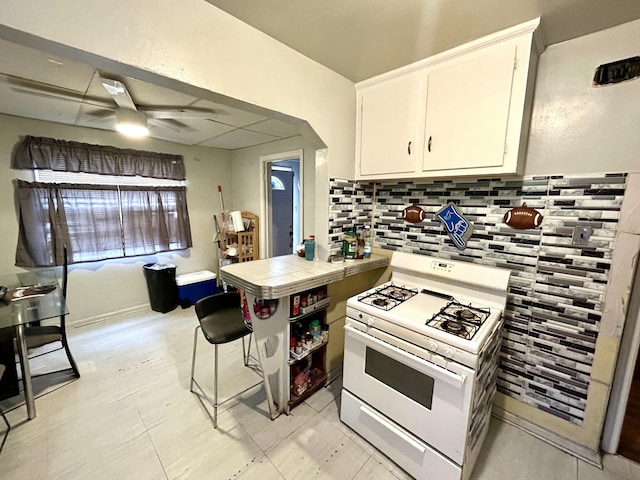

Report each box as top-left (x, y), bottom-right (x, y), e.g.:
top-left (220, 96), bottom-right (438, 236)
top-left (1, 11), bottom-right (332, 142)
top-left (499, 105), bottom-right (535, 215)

top-left (345, 325), bottom-right (468, 388)
top-left (359, 403), bottom-right (426, 454)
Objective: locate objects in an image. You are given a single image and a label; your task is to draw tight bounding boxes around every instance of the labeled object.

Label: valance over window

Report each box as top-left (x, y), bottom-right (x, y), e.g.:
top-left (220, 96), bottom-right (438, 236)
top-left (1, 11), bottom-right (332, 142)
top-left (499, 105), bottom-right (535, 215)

top-left (13, 135), bottom-right (186, 180)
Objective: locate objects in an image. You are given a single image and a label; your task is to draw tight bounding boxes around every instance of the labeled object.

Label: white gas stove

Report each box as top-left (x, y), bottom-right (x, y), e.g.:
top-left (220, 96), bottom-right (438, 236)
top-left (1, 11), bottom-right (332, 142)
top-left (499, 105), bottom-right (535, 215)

top-left (341, 251), bottom-right (511, 480)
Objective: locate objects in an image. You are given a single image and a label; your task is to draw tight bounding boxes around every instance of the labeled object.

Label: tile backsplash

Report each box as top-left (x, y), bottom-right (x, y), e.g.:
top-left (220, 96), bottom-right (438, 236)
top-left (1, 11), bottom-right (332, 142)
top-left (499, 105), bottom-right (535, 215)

top-left (329, 173), bottom-right (628, 426)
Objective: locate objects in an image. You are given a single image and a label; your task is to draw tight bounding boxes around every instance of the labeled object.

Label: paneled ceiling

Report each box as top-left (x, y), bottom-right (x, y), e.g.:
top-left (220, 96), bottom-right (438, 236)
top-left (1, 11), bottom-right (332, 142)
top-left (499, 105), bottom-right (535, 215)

top-left (1, 1), bottom-right (639, 149)
top-left (0, 39), bottom-right (302, 150)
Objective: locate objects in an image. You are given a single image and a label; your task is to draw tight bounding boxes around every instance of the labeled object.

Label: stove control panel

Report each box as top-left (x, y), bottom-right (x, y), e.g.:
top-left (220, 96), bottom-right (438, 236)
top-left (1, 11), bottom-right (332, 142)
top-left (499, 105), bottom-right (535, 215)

top-left (430, 260), bottom-right (453, 274)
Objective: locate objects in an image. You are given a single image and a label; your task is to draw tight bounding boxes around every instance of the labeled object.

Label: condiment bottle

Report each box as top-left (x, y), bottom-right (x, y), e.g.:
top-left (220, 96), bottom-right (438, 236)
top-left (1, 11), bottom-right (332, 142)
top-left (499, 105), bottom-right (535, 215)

top-left (344, 230), bottom-right (357, 260)
top-left (321, 324), bottom-right (329, 342)
top-left (305, 235), bottom-right (315, 261)
top-left (363, 225), bottom-right (372, 258)
top-left (356, 226), bottom-right (365, 259)
top-left (310, 319), bottom-right (321, 340)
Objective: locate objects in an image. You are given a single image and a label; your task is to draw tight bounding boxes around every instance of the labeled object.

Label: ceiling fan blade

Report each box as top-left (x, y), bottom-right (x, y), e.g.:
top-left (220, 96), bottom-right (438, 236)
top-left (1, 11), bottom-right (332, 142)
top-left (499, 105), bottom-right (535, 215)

top-left (100, 78), bottom-right (137, 110)
top-left (148, 117), bottom-right (196, 133)
top-left (4, 74), bottom-right (114, 109)
top-left (140, 108), bottom-right (223, 120)
top-left (84, 109), bottom-right (116, 121)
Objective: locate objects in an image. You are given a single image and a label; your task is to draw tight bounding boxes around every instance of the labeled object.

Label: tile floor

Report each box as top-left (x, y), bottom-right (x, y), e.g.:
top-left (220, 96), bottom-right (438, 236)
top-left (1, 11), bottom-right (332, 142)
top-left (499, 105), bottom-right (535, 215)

top-left (1, 307), bottom-right (639, 480)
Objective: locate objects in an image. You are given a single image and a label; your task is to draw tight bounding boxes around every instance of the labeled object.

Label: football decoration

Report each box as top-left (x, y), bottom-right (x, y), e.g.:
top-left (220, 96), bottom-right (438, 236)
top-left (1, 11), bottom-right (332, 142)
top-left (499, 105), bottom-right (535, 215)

top-left (503, 203), bottom-right (544, 229)
top-left (402, 204), bottom-right (427, 223)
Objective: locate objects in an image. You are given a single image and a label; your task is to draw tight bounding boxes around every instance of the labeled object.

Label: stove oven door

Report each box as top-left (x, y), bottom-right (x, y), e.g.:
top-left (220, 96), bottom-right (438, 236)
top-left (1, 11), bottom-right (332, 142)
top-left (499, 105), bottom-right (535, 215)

top-left (342, 324), bottom-right (475, 465)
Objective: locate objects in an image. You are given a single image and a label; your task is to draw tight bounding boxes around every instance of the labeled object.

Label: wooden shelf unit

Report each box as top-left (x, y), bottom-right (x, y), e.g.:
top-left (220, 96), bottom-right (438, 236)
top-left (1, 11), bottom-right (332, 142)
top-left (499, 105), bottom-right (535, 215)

top-left (222, 211), bottom-right (259, 263)
top-left (287, 285), bottom-right (329, 408)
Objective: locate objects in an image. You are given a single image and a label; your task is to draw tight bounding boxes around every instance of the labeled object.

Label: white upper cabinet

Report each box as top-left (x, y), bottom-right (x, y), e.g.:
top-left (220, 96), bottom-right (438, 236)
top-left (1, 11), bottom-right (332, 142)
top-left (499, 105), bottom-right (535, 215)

top-left (357, 69), bottom-right (426, 176)
top-left (355, 18), bottom-right (542, 181)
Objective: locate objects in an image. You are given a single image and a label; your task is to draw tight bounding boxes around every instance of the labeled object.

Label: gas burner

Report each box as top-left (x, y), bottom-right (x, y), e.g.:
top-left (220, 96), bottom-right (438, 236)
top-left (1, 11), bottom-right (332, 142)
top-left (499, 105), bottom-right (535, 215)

top-left (358, 283), bottom-right (419, 310)
top-left (442, 320), bottom-right (465, 334)
top-left (358, 292), bottom-right (401, 310)
top-left (441, 302), bottom-right (490, 326)
top-left (455, 309), bottom-right (476, 321)
top-left (426, 300), bottom-right (490, 340)
top-left (387, 288), bottom-right (413, 301)
top-left (373, 298), bottom-right (390, 307)
top-left (376, 284), bottom-right (418, 302)
top-left (430, 318), bottom-right (477, 339)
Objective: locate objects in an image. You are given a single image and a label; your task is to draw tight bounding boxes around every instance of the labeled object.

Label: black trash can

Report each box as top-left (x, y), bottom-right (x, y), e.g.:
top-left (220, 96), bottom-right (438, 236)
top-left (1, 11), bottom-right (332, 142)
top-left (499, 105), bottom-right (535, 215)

top-left (143, 263), bottom-right (179, 313)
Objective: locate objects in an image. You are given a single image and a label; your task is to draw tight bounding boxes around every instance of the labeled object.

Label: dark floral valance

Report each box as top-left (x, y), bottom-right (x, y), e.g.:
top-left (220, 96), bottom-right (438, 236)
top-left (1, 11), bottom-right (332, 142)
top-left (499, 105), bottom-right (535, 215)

top-left (13, 135), bottom-right (186, 180)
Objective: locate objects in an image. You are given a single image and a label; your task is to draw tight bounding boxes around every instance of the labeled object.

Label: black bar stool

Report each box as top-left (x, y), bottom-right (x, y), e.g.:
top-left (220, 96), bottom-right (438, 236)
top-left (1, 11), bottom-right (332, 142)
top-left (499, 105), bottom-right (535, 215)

top-left (189, 292), bottom-right (261, 428)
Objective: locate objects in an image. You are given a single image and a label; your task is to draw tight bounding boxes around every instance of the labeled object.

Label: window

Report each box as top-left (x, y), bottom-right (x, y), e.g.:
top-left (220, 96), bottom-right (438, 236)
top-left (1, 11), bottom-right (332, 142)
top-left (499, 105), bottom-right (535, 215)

top-left (271, 175), bottom-right (285, 190)
top-left (13, 136), bottom-right (192, 267)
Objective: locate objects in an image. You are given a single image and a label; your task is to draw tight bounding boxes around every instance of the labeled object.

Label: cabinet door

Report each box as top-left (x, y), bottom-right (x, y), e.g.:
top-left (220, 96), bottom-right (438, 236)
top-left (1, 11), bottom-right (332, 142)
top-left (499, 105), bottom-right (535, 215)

top-left (358, 70), bottom-right (426, 176)
top-left (422, 41), bottom-right (517, 173)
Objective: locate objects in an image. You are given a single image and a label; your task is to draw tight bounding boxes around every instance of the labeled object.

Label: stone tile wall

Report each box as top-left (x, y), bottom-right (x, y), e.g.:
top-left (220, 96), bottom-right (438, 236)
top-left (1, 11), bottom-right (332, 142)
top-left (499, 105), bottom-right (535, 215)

top-left (329, 174), bottom-right (628, 426)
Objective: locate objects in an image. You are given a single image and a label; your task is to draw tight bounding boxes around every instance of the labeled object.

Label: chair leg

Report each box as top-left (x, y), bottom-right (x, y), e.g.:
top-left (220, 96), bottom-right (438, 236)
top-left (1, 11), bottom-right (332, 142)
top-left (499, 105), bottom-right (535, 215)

top-left (190, 333), bottom-right (260, 430)
top-left (213, 344), bottom-right (219, 429)
top-left (190, 326), bottom-right (200, 393)
top-left (0, 407), bottom-right (10, 455)
top-left (62, 337), bottom-right (80, 378)
top-left (241, 333), bottom-right (253, 366)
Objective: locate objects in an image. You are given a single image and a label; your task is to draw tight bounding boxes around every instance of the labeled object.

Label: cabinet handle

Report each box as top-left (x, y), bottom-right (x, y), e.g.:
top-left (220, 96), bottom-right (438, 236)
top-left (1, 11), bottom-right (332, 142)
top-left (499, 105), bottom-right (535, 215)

top-left (428, 136), bottom-right (432, 152)
top-left (407, 141), bottom-right (412, 155)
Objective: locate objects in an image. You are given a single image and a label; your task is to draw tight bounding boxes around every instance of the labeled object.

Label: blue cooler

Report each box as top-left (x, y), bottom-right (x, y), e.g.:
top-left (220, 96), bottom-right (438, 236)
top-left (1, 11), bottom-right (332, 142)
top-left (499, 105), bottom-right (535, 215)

top-left (176, 270), bottom-right (217, 306)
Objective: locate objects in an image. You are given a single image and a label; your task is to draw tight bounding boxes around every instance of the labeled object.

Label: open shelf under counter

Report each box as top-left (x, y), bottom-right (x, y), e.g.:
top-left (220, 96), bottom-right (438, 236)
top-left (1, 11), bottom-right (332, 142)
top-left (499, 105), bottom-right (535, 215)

top-left (289, 369), bottom-right (328, 408)
top-left (289, 340), bottom-right (327, 365)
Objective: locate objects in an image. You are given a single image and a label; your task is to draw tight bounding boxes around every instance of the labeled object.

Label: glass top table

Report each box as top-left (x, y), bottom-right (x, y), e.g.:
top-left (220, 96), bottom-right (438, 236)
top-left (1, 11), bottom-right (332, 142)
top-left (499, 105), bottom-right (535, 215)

top-left (0, 269), bottom-right (67, 419)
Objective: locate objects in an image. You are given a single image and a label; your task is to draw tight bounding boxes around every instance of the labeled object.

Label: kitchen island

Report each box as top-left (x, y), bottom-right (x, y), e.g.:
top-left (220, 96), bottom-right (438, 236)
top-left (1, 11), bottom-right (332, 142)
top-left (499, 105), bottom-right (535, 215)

top-left (219, 254), bottom-right (389, 419)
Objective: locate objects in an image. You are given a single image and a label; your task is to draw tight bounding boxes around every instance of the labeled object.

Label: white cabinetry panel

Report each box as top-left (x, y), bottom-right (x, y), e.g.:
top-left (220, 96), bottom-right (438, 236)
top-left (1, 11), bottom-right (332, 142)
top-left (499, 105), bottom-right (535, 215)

top-left (354, 18), bottom-right (541, 181)
top-left (357, 70), bottom-right (425, 176)
top-left (422, 41), bottom-right (517, 173)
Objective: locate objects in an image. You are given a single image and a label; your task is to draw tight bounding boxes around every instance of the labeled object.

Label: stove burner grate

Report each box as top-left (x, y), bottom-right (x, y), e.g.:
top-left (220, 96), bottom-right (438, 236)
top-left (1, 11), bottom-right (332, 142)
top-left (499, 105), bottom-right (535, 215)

top-left (426, 300), bottom-right (491, 340)
top-left (442, 320), bottom-right (465, 334)
top-left (358, 282), bottom-right (418, 310)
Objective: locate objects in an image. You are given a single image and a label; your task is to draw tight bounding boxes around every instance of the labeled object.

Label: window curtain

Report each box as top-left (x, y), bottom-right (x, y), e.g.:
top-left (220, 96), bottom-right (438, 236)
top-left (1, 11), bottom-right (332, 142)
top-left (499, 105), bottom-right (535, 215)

top-left (13, 135), bottom-right (186, 180)
top-left (15, 181), bottom-right (192, 267)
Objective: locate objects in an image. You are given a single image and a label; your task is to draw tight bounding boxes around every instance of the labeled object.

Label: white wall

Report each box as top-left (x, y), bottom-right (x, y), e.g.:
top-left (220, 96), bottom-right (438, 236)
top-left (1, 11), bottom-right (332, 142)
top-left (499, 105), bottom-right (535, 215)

top-left (0, 114), bottom-right (233, 323)
top-left (0, 0), bottom-right (357, 257)
top-left (229, 135), bottom-right (319, 255)
top-left (525, 19), bottom-right (640, 176)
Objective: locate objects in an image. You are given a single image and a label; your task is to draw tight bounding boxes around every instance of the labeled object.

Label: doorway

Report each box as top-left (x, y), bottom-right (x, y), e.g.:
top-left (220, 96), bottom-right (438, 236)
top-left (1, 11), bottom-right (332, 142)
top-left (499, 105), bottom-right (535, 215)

top-left (618, 355), bottom-right (640, 462)
top-left (602, 258), bottom-right (640, 461)
top-left (260, 150), bottom-right (303, 258)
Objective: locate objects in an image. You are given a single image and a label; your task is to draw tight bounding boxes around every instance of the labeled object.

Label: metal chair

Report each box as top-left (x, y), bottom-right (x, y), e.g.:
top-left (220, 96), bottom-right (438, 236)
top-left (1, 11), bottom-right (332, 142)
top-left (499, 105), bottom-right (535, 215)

top-left (24, 246), bottom-right (80, 378)
top-left (189, 291), bottom-right (261, 428)
top-left (0, 365), bottom-right (11, 454)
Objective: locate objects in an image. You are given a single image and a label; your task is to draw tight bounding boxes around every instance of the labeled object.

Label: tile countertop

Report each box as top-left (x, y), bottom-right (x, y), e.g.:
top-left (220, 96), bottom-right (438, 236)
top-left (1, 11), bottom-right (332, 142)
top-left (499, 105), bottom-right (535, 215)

top-left (219, 254), bottom-right (389, 299)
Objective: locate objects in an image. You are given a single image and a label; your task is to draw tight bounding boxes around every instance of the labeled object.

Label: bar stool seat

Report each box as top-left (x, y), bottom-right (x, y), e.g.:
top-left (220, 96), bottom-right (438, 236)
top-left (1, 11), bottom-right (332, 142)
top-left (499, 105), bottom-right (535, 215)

top-left (189, 291), bottom-right (261, 428)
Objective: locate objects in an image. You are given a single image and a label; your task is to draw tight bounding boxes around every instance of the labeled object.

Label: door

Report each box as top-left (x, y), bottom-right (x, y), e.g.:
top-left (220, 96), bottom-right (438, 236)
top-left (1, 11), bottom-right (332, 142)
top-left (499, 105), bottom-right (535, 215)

top-left (270, 169), bottom-right (294, 256)
top-left (422, 41), bottom-right (517, 172)
top-left (357, 69), bottom-right (426, 177)
top-left (342, 324), bottom-right (474, 464)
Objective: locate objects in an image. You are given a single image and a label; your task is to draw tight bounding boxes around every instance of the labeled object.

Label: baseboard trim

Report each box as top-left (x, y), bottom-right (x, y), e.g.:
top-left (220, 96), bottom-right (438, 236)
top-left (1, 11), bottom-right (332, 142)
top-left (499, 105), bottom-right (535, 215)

top-left (70, 304), bottom-right (151, 328)
top-left (492, 406), bottom-right (603, 467)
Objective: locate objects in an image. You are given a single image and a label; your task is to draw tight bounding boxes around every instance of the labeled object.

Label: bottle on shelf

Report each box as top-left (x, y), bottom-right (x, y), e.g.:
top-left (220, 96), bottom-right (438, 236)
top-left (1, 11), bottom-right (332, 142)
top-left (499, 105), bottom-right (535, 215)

top-left (344, 230), bottom-right (357, 261)
top-left (356, 226), bottom-right (365, 259)
top-left (363, 225), bottom-right (372, 258)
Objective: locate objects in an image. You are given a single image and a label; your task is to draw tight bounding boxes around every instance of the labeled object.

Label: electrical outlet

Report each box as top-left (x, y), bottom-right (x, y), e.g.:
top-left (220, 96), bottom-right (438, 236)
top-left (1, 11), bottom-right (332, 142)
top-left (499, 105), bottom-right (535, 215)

top-left (572, 226), bottom-right (592, 246)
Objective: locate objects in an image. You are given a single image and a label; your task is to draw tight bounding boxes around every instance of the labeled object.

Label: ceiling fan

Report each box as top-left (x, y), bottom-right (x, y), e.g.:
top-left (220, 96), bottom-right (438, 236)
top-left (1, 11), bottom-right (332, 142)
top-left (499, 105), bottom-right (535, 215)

top-left (5, 72), bottom-right (225, 136)
top-left (99, 77), bottom-right (223, 136)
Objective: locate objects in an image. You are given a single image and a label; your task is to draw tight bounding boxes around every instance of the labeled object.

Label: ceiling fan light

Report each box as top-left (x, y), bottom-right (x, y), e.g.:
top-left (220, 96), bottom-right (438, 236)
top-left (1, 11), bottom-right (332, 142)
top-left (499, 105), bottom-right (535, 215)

top-left (115, 109), bottom-right (149, 137)
top-left (116, 122), bottom-right (149, 137)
